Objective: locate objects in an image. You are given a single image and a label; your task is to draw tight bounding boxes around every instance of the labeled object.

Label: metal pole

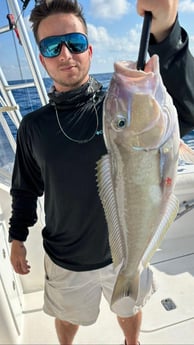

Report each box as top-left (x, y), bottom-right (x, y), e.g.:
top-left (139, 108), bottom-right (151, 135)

top-left (6, 0), bottom-right (48, 106)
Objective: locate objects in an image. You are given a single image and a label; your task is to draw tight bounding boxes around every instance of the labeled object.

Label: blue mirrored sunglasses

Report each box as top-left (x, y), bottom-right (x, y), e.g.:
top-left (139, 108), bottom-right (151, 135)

top-left (39, 32), bottom-right (89, 58)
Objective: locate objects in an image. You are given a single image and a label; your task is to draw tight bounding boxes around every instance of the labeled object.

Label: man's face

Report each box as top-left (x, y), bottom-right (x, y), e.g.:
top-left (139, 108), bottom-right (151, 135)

top-left (38, 13), bottom-right (93, 92)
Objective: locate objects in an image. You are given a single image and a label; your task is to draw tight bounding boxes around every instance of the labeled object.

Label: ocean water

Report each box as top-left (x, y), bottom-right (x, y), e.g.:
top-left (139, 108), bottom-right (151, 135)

top-left (9, 74), bottom-right (194, 148)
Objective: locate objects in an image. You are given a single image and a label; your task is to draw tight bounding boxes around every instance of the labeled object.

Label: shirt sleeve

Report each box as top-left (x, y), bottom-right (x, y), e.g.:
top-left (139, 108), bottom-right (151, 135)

top-left (148, 16), bottom-right (194, 137)
top-left (9, 118), bottom-right (44, 242)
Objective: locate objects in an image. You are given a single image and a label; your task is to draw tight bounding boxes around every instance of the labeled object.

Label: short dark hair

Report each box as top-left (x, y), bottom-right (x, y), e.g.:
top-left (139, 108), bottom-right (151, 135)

top-left (30, 0), bottom-right (88, 44)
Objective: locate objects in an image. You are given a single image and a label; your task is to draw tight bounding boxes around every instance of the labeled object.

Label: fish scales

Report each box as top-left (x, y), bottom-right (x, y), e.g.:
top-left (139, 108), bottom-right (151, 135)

top-left (96, 55), bottom-right (181, 306)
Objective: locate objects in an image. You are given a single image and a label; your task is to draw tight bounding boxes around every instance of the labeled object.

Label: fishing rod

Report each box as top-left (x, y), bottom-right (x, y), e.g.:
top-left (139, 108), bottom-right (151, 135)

top-left (137, 11), bottom-right (152, 70)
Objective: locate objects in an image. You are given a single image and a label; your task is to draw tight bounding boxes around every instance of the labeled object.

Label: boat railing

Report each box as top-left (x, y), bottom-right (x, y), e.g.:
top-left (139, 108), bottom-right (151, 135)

top-left (0, 68), bottom-right (22, 132)
top-left (0, 4), bottom-right (47, 336)
top-left (0, 0), bottom-right (48, 139)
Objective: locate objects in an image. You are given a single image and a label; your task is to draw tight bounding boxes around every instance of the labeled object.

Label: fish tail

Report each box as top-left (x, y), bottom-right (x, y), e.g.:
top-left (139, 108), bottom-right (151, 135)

top-left (111, 271), bottom-right (139, 306)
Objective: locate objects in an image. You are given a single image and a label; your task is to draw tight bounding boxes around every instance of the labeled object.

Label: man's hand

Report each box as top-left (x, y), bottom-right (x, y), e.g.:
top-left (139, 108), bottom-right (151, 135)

top-left (137, 0), bottom-right (179, 42)
top-left (10, 240), bottom-right (31, 274)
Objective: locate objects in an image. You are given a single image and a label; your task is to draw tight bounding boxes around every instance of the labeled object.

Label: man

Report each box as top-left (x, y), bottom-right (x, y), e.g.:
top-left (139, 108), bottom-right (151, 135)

top-left (9, 1), bottom-right (194, 344)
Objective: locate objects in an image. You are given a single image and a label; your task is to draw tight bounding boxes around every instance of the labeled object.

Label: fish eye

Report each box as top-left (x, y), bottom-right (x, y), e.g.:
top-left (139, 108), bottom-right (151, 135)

top-left (112, 115), bottom-right (127, 131)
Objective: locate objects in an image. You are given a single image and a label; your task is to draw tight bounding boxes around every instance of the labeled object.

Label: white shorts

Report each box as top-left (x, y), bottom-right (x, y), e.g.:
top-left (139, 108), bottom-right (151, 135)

top-left (43, 254), bottom-right (156, 326)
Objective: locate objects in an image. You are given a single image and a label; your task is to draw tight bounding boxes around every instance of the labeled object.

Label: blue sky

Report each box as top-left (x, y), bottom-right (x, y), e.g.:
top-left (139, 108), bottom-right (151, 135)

top-left (1, 0), bottom-right (194, 80)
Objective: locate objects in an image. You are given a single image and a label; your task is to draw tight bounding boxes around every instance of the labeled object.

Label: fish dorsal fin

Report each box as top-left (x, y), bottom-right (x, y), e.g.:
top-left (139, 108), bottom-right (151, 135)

top-left (96, 154), bottom-right (123, 267)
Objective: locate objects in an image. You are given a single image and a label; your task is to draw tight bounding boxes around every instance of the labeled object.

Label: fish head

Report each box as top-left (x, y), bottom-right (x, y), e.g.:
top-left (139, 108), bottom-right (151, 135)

top-left (103, 55), bottom-right (178, 152)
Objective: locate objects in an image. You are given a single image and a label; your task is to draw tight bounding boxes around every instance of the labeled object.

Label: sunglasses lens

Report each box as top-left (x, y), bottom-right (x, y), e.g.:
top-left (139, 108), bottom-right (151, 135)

top-left (67, 38), bottom-right (87, 53)
top-left (41, 40), bottom-right (61, 57)
top-left (39, 33), bottom-right (88, 57)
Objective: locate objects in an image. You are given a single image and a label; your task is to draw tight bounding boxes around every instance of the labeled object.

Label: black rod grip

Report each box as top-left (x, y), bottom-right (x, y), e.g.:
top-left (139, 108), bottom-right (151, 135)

top-left (137, 11), bottom-right (152, 70)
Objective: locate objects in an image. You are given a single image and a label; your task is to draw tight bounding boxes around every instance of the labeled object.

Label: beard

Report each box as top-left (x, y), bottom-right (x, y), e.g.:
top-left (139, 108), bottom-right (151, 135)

top-left (45, 62), bottom-right (91, 92)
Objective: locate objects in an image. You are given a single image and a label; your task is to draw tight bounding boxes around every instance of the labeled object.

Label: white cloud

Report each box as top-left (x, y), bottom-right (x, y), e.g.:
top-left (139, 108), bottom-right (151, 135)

top-left (88, 23), bottom-right (141, 54)
top-left (90, 0), bottom-right (131, 19)
top-left (88, 23), bottom-right (142, 73)
top-left (179, 0), bottom-right (194, 12)
top-left (88, 24), bottom-right (110, 43)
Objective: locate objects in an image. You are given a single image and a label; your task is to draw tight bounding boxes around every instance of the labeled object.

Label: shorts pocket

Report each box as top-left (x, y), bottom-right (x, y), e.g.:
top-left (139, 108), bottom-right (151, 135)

top-left (44, 254), bottom-right (56, 281)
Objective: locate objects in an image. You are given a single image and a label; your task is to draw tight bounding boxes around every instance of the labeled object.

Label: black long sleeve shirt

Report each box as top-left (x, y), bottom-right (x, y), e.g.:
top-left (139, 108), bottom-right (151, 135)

top-left (149, 17), bottom-right (194, 137)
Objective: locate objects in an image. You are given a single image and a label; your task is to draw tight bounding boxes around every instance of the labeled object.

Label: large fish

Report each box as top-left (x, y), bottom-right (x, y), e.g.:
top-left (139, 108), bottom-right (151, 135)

top-left (96, 54), bottom-right (184, 306)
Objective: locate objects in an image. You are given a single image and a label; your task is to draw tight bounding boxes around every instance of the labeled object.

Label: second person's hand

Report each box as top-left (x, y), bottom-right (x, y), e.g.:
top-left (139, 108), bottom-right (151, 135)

top-left (136, 0), bottom-right (179, 42)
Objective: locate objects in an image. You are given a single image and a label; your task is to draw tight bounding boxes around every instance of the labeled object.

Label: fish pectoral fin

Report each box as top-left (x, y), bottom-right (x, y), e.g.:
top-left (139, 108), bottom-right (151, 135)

top-left (142, 193), bottom-right (179, 267)
top-left (111, 271), bottom-right (139, 306)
